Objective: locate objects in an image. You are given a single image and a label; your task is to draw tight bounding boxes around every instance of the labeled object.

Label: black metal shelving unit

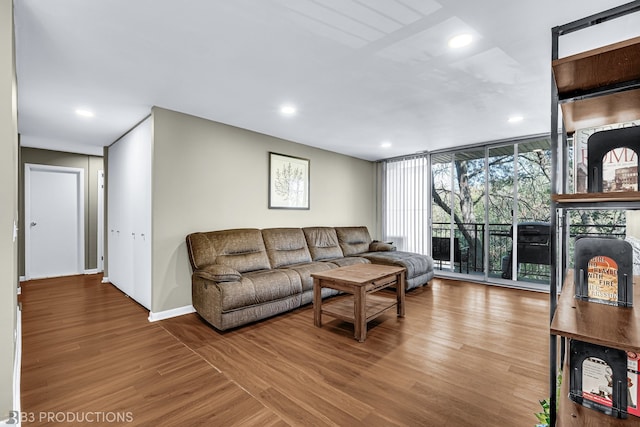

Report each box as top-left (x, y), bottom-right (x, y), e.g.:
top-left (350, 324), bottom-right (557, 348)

top-left (549, 2), bottom-right (640, 426)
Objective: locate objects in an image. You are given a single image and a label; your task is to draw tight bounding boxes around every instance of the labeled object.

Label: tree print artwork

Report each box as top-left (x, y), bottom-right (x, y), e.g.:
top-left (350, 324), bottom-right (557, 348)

top-left (269, 153), bottom-right (309, 209)
top-left (274, 162), bottom-right (305, 205)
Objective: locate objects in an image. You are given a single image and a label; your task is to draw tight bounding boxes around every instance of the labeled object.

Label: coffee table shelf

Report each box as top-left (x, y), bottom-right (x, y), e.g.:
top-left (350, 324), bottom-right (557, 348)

top-left (321, 293), bottom-right (397, 324)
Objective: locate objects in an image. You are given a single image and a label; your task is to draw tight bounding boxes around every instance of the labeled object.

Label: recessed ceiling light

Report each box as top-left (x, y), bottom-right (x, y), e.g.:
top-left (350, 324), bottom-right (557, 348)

top-left (280, 104), bottom-right (297, 116)
top-left (508, 115), bottom-right (523, 123)
top-left (75, 109), bottom-right (95, 118)
top-left (448, 33), bottom-right (473, 49)
top-left (381, 141), bottom-right (392, 149)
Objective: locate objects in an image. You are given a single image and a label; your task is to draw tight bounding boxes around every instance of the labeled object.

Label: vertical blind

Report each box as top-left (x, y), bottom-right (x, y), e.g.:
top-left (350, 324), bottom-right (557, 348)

top-left (381, 155), bottom-right (429, 255)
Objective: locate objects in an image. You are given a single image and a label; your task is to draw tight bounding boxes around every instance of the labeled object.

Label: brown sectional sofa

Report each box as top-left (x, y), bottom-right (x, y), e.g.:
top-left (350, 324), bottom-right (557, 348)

top-left (186, 226), bottom-right (434, 330)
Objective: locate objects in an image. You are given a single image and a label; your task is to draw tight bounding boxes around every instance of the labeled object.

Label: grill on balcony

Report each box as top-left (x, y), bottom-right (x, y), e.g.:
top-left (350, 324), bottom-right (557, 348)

top-left (501, 222), bottom-right (551, 279)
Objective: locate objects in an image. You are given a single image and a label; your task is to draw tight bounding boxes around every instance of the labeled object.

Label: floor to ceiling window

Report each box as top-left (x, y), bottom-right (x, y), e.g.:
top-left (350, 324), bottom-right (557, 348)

top-left (430, 152), bottom-right (454, 271)
top-left (431, 150), bottom-right (486, 275)
top-left (382, 136), bottom-right (554, 290)
top-left (487, 144), bottom-right (515, 280)
top-left (381, 131), bottom-right (631, 290)
top-left (512, 139), bottom-right (552, 284)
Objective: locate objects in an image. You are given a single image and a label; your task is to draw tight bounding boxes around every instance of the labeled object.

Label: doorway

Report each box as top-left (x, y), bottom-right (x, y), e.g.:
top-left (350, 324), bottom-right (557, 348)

top-left (24, 164), bottom-right (85, 279)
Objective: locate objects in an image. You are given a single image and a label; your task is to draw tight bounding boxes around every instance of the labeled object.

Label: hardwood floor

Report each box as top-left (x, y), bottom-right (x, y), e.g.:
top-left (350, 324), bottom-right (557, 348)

top-left (21, 274), bottom-right (549, 426)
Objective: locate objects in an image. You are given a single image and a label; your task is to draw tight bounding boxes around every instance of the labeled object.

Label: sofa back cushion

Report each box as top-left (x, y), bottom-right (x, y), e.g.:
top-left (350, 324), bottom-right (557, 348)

top-left (262, 228), bottom-right (312, 268)
top-left (336, 226), bottom-right (372, 256)
top-left (303, 227), bottom-right (344, 260)
top-left (186, 229), bottom-right (271, 273)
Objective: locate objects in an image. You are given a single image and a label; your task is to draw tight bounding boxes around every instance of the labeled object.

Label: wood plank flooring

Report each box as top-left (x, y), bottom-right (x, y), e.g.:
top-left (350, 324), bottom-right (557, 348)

top-left (20, 274), bottom-right (549, 426)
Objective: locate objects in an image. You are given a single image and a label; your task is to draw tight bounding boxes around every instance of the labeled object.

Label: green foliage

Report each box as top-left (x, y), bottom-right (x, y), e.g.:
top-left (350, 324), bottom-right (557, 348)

top-left (433, 142), bottom-right (625, 241)
top-left (432, 144), bottom-right (553, 226)
top-left (534, 398), bottom-right (550, 426)
top-left (534, 373), bottom-right (562, 427)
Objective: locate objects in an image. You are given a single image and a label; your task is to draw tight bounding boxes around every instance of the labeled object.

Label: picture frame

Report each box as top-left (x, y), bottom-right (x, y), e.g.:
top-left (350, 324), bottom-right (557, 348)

top-left (269, 152), bottom-right (310, 209)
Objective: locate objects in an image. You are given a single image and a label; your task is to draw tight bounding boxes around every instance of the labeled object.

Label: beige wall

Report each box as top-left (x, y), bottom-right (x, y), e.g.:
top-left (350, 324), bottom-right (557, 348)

top-left (19, 148), bottom-right (104, 276)
top-left (0, 0), bottom-right (18, 420)
top-left (151, 107), bottom-right (377, 312)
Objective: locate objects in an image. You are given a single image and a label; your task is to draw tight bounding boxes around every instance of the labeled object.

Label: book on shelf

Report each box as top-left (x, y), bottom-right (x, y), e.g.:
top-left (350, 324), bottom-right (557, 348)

top-left (569, 340), bottom-right (628, 419)
top-left (573, 120), bottom-right (639, 193)
top-left (574, 237), bottom-right (633, 307)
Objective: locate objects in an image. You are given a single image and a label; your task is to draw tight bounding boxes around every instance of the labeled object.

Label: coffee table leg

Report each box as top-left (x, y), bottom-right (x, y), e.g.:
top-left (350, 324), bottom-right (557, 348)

top-left (313, 278), bottom-right (322, 327)
top-left (354, 286), bottom-right (366, 342)
top-left (397, 271), bottom-right (406, 317)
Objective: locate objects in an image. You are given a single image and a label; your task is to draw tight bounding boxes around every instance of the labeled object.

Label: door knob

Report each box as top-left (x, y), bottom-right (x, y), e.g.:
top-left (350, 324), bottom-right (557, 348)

top-left (30, 222), bottom-right (37, 227)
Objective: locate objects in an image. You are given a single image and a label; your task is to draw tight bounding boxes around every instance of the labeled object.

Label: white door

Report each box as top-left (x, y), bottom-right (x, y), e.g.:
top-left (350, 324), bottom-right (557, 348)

top-left (25, 164), bottom-right (85, 279)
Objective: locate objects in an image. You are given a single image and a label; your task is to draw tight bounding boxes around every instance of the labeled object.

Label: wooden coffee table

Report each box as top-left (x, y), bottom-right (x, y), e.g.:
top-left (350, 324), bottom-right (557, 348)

top-left (311, 263), bottom-right (406, 342)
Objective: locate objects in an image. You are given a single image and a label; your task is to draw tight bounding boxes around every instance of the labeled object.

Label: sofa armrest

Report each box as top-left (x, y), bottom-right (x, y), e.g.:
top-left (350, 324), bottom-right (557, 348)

top-left (194, 265), bottom-right (242, 283)
top-left (369, 241), bottom-right (397, 252)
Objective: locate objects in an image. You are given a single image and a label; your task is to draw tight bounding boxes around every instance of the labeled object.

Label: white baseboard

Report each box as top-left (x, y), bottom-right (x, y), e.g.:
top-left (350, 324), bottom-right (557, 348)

top-left (12, 306), bottom-right (22, 426)
top-left (84, 269), bottom-right (99, 275)
top-left (101, 276), bottom-right (109, 283)
top-left (148, 305), bottom-right (196, 322)
top-left (19, 276), bottom-right (26, 282)
top-left (16, 286), bottom-right (21, 295)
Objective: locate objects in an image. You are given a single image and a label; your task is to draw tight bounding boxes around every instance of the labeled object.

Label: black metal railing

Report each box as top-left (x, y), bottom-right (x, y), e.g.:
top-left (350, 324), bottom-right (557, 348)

top-left (431, 222), bottom-right (626, 283)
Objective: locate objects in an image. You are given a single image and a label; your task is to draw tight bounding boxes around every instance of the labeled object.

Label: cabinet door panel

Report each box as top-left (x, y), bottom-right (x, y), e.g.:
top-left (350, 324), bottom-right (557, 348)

top-left (107, 117), bottom-right (151, 308)
top-left (130, 118), bottom-right (152, 309)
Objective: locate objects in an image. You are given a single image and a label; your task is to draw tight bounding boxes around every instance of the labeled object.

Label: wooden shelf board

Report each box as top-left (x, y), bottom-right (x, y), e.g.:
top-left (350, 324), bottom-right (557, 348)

top-left (559, 88), bottom-right (640, 134)
top-left (550, 275), bottom-right (640, 353)
top-left (552, 191), bottom-right (640, 204)
top-left (322, 294), bottom-right (396, 323)
top-left (553, 36), bottom-right (640, 95)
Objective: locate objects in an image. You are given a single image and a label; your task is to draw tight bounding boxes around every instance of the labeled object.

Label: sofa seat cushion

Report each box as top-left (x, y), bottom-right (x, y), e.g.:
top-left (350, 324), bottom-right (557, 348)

top-left (282, 261), bottom-right (338, 292)
top-left (262, 228), bottom-right (313, 268)
top-left (361, 251), bottom-right (434, 283)
top-left (216, 269), bottom-right (302, 312)
top-left (303, 227), bottom-right (344, 260)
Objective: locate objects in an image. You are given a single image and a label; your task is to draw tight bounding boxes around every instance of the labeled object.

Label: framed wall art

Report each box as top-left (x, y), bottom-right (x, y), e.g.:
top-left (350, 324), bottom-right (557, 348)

top-left (269, 152), bottom-right (310, 209)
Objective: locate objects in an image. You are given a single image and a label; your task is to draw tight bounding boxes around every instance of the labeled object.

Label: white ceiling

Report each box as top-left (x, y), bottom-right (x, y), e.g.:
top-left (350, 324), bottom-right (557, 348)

top-left (13, 0), bottom-right (639, 161)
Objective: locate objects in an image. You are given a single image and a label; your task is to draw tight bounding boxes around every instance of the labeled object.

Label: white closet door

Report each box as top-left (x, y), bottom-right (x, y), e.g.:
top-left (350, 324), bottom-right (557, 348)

top-left (107, 117), bottom-right (152, 309)
top-left (130, 119), bottom-right (152, 309)
top-left (108, 135), bottom-right (133, 296)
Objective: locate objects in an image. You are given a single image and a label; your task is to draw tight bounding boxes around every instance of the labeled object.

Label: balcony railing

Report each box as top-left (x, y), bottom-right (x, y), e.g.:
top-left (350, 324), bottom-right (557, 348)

top-left (432, 222), bottom-right (626, 283)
